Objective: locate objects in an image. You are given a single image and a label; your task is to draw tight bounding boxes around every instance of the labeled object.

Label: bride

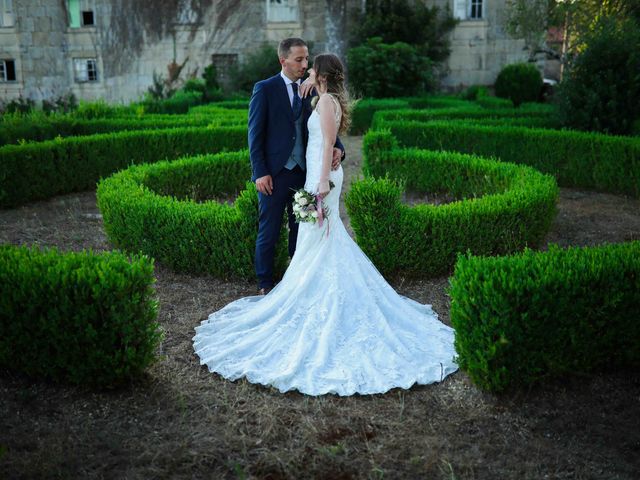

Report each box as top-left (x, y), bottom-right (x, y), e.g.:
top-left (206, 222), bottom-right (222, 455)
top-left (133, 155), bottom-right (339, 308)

top-left (193, 53), bottom-right (458, 396)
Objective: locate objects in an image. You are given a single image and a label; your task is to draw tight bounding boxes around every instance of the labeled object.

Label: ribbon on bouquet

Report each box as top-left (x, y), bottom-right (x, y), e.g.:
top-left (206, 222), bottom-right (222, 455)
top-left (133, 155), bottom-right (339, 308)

top-left (316, 194), bottom-right (324, 227)
top-left (316, 194), bottom-right (330, 237)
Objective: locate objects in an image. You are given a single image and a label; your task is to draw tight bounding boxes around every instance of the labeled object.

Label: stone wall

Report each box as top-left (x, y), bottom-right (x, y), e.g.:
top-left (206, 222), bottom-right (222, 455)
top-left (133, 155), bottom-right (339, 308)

top-left (1, 0), bottom-right (530, 104)
top-left (442, 0), bottom-right (528, 89)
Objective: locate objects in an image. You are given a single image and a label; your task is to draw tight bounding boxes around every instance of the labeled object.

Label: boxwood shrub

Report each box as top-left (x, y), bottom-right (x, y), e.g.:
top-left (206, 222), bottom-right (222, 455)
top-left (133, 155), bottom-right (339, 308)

top-left (189, 99), bottom-right (249, 112)
top-left (475, 95), bottom-right (514, 109)
top-left (382, 120), bottom-right (640, 197)
top-left (0, 110), bottom-right (247, 146)
top-left (449, 242), bottom-right (640, 392)
top-left (96, 151), bottom-right (288, 279)
top-left (0, 244), bottom-right (161, 386)
top-left (350, 98), bottom-right (410, 134)
top-left (345, 131), bottom-right (558, 278)
top-left (0, 125), bottom-right (248, 208)
top-left (402, 95), bottom-right (472, 110)
top-left (371, 104), bottom-right (555, 129)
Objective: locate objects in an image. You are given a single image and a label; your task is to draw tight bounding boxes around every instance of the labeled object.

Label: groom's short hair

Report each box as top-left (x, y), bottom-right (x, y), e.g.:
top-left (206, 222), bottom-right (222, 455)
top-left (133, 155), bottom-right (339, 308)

top-left (278, 38), bottom-right (307, 59)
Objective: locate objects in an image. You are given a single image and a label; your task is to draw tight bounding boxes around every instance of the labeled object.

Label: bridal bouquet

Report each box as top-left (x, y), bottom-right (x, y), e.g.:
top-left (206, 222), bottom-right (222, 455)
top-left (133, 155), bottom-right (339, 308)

top-left (292, 181), bottom-right (334, 227)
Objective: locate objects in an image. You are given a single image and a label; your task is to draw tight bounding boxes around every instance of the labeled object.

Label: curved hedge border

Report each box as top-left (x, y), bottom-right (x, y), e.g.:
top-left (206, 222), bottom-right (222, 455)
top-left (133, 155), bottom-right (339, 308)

top-left (350, 99), bottom-right (410, 135)
top-left (371, 104), bottom-right (555, 129)
top-left (381, 120), bottom-right (640, 197)
top-left (0, 125), bottom-right (247, 208)
top-left (349, 96), bottom-right (479, 134)
top-left (0, 110), bottom-right (247, 146)
top-left (450, 242), bottom-right (640, 392)
top-left (344, 131), bottom-right (558, 278)
top-left (189, 100), bottom-right (249, 113)
top-left (0, 244), bottom-right (161, 386)
top-left (97, 151), bottom-right (288, 279)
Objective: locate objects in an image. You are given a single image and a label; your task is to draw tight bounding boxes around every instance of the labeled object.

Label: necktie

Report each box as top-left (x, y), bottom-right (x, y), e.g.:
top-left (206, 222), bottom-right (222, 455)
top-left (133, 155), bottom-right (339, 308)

top-left (291, 82), bottom-right (302, 120)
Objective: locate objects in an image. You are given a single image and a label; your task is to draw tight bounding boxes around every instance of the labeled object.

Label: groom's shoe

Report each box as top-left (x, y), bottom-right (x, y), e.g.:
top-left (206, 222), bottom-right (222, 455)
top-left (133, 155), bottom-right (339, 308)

top-left (258, 287), bottom-right (272, 296)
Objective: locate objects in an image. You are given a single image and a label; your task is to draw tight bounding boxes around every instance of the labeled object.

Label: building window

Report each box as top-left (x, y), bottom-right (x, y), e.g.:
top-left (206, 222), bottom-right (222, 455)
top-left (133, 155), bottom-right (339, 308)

top-left (74, 58), bottom-right (98, 82)
top-left (266, 0), bottom-right (299, 23)
top-left (82, 10), bottom-right (95, 26)
top-left (0, 59), bottom-right (16, 81)
top-left (0, 0), bottom-right (14, 27)
top-left (453, 0), bottom-right (484, 20)
top-left (470, 0), bottom-right (483, 19)
top-left (68, 0), bottom-right (95, 28)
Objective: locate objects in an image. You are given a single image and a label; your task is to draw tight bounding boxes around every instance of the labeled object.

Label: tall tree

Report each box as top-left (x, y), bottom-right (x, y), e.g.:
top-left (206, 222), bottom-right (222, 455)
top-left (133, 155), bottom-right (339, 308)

top-left (350, 0), bottom-right (457, 63)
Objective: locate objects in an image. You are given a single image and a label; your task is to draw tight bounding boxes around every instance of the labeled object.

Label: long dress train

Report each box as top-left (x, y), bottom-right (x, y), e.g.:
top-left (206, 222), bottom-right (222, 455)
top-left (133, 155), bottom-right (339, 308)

top-left (193, 95), bottom-right (458, 395)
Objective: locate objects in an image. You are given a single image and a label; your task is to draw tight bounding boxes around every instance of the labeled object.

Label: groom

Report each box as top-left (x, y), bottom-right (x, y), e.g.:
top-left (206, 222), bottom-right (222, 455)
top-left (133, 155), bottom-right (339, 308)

top-left (249, 37), bottom-right (344, 294)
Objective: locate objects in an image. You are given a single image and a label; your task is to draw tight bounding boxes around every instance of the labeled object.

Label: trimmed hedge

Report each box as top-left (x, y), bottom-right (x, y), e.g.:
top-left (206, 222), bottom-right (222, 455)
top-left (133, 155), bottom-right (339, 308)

top-left (382, 120), bottom-right (640, 197)
top-left (189, 100), bottom-right (250, 113)
top-left (371, 104), bottom-right (555, 129)
top-left (404, 96), bottom-right (472, 110)
top-left (350, 99), bottom-right (409, 134)
top-left (97, 151), bottom-right (288, 279)
top-left (0, 125), bottom-right (248, 208)
top-left (345, 131), bottom-right (558, 278)
top-left (451, 117), bottom-right (562, 129)
top-left (0, 244), bottom-right (161, 386)
top-left (494, 62), bottom-right (543, 107)
top-left (0, 110), bottom-right (247, 146)
top-left (349, 96), bottom-right (478, 134)
top-left (449, 242), bottom-right (640, 392)
top-left (475, 95), bottom-right (514, 109)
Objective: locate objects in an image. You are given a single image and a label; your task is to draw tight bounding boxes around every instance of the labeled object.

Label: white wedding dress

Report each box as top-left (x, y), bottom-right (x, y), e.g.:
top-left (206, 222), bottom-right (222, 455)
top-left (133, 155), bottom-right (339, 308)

top-left (193, 95), bottom-right (458, 395)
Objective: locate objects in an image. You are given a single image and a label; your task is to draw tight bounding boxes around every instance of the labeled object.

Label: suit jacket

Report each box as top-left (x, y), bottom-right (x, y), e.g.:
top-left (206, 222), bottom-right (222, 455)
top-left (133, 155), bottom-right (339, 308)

top-left (248, 73), bottom-right (344, 182)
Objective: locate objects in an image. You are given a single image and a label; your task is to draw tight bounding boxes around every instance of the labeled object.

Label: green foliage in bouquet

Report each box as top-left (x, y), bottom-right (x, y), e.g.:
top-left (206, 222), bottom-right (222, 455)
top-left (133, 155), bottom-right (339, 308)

top-left (381, 120), bottom-right (640, 197)
top-left (450, 242), bottom-right (640, 392)
top-left (0, 125), bottom-right (247, 208)
top-left (0, 245), bottom-right (161, 386)
top-left (346, 131), bottom-right (558, 278)
top-left (97, 151), bottom-right (288, 279)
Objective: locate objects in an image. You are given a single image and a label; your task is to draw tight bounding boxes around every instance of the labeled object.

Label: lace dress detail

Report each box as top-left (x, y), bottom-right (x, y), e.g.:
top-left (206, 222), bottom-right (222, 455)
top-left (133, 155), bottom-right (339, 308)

top-left (193, 96), bottom-right (458, 396)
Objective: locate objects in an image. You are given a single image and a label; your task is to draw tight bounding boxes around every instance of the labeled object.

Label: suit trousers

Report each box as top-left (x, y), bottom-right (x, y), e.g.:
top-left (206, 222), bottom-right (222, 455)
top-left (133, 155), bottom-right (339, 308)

top-left (255, 165), bottom-right (306, 289)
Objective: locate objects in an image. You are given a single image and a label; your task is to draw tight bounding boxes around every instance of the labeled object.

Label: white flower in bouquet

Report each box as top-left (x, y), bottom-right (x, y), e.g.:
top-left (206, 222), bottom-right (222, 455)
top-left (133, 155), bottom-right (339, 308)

top-left (291, 181), bottom-right (335, 229)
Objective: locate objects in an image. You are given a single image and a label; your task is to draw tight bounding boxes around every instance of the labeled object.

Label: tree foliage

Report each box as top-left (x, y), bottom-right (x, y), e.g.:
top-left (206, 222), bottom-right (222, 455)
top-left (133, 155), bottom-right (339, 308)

top-left (558, 16), bottom-right (640, 135)
top-left (350, 0), bottom-right (457, 63)
top-left (347, 38), bottom-right (434, 98)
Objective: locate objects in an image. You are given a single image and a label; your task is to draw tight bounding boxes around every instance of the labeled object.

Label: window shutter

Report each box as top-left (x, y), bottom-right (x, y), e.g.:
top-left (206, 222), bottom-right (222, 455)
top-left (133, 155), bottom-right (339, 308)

top-left (453, 0), bottom-right (467, 20)
top-left (2, 0), bottom-right (14, 27)
top-left (68, 0), bottom-right (81, 27)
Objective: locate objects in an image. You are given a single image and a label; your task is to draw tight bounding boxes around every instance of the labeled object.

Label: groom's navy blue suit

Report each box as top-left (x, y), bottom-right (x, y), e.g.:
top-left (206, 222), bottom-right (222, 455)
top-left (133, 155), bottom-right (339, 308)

top-left (249, 72), bottom-right (343, 289)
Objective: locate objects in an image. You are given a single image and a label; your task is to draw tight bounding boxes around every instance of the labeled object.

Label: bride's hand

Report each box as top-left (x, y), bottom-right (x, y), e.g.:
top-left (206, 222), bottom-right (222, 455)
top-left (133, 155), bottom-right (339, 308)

top-left (299, 69), bottom-right (316, 98)
top-left (317, 179), bottom-right (330, 197)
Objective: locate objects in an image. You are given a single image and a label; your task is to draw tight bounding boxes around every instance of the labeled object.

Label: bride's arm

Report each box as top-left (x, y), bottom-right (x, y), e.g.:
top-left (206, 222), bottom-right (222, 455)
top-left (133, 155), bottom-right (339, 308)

top-left (317, 95), bottom-right (338, 196)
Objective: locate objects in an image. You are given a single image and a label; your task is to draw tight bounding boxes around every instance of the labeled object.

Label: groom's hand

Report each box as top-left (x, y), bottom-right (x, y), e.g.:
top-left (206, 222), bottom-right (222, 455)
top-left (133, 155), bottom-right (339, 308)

top-left (332, 148), bottom-right (342, 170)
top-left (256, 175), bottom-right (273, 195)
top-left (299, 76), bottom-right (315, 98)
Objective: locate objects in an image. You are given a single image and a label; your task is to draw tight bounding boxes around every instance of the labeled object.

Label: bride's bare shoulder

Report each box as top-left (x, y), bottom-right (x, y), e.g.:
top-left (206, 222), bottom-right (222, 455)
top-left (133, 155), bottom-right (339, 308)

top-left (316, 93), bottom-right (337, 112)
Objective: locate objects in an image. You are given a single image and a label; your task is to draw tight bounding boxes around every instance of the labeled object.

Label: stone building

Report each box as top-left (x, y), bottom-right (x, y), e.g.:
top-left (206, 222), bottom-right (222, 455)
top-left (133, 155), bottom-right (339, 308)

top-left (0, 0), bottom-right (528, 104)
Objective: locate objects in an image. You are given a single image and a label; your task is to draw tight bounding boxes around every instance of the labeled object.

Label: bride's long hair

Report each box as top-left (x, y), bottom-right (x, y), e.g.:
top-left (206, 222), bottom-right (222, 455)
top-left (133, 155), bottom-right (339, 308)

top-left (313, 53), bottom-right (351, 135)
